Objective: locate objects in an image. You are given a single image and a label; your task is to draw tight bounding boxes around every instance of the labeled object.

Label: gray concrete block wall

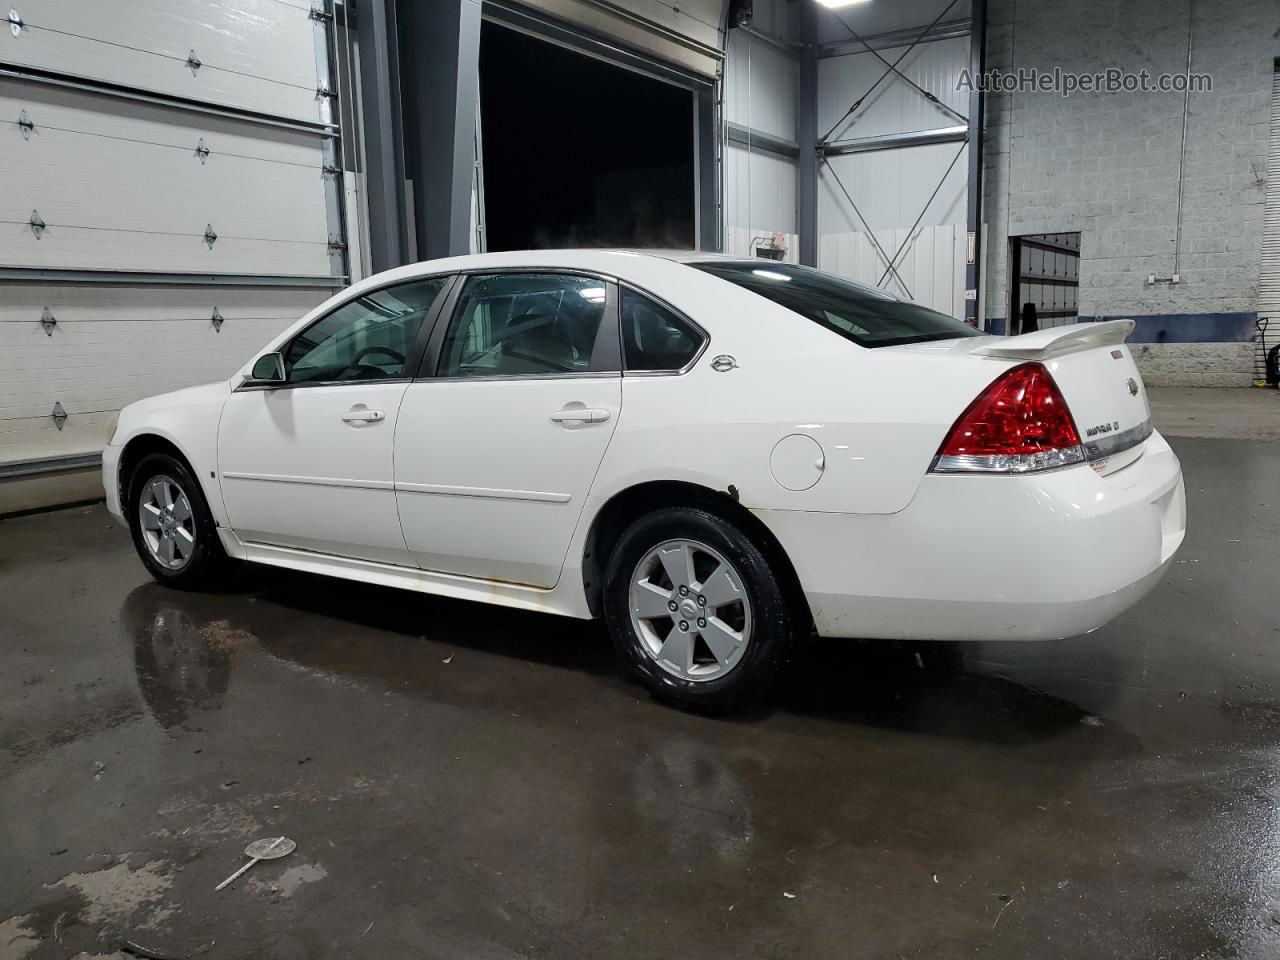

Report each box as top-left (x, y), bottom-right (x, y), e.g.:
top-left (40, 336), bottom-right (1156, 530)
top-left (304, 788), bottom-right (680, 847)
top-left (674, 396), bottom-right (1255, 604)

top-left (981, 0), bottom-right (1278, 385)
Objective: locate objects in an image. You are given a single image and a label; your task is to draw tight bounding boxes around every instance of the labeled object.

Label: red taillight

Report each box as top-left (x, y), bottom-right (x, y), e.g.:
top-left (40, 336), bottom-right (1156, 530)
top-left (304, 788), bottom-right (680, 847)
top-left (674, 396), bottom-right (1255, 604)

top-left (932, 362), bottom-right (1085, 473)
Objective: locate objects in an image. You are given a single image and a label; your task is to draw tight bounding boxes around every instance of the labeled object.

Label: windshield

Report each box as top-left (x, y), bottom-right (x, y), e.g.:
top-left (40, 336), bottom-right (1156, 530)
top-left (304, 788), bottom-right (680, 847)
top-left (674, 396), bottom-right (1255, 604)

top-left (690, 261), bottom-right (982, 348)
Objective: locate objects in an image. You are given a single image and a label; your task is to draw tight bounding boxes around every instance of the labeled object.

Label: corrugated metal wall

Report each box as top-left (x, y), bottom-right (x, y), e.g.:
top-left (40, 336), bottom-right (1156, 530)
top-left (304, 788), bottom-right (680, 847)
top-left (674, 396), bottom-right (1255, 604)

top-left (722, 0), bottom-right (800, 262)
top-left (0, 0), bottom-right (346, 512)
top-left (814, 0), bottom-right (971, 316)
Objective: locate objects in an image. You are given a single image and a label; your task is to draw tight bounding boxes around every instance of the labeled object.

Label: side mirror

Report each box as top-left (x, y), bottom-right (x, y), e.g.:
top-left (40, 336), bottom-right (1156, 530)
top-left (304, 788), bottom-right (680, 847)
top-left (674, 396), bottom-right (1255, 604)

top-left (244, 352), bottom-right (286, 386)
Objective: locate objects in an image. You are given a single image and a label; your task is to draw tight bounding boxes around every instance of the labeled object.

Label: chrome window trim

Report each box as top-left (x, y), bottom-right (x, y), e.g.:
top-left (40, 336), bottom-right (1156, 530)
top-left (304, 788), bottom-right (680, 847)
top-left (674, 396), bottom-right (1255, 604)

top-left (411, 371), bottom-right (623, 385)
top-left (234, 377), bottom-right (413, 394)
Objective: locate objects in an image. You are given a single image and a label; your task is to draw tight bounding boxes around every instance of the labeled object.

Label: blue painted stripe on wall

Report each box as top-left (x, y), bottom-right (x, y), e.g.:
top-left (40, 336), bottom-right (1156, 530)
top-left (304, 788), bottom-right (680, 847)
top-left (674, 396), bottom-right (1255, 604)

top-left (981, 312), bottom-right (1256, 342)
top-left (1077, 313), bottom-right (1257, 343)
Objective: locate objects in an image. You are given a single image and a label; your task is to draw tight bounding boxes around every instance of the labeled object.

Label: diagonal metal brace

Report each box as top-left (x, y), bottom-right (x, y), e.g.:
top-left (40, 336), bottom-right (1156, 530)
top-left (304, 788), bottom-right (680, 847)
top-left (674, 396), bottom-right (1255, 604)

top-left (822, 159), bottom-right (913, 299)
top-left (830, 13), bottom-right (968, 126)
top-left (821, 0), bottom-right (964, 143)
top-left (876, 140), bottom-right (969, 288)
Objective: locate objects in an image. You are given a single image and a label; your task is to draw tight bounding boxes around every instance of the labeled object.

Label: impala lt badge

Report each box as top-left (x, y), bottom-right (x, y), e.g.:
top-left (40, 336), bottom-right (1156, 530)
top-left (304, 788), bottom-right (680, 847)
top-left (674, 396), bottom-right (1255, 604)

top-left (710, 354), bottom-right (738, 373)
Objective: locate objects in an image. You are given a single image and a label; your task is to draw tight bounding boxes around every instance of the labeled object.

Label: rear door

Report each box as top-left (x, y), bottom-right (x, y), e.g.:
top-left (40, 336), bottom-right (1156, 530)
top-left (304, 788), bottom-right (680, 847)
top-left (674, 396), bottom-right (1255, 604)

top-left (394, 272), bottom-right (622, 588)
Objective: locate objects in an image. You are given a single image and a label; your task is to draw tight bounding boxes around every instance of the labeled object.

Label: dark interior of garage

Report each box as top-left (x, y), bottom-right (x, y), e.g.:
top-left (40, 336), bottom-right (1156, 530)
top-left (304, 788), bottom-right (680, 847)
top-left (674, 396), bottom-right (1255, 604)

top-left (478, 22), bottom-right (696, 251)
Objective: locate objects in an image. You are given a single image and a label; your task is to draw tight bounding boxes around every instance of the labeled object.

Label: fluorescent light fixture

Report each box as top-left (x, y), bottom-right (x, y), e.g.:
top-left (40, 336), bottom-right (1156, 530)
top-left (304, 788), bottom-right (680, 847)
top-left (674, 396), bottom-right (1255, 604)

top-left (752, 269), bottom-right (791, 281)
top-left (814, 0), bottom-right (871, 7)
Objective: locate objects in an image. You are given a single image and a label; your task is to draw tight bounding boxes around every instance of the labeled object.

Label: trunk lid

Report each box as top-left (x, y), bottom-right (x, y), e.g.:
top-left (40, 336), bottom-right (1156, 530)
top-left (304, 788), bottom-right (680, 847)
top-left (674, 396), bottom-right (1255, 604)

top-left (970, 320), bottom-right (1152, 475)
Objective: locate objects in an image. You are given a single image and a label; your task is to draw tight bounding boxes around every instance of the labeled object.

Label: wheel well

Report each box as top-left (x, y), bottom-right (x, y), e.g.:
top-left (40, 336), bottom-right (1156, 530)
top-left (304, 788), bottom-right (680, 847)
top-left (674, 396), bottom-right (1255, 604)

top-left (117, 435), bottom-right (194, 510)
top-left (580, 480), bottom-right (811, 624)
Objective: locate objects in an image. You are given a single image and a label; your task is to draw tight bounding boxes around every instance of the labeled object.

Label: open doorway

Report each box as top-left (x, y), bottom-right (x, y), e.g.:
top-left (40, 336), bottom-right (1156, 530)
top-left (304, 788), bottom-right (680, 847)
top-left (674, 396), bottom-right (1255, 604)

top-left (478, 21), bottom-right (696, 251)
top-left (1007, 233), bottom-right (1081, 335)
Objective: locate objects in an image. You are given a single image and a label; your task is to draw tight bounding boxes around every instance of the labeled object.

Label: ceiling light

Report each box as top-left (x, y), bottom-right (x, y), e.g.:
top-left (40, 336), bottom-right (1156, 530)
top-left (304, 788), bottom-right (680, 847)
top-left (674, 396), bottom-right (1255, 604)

top-left (814, 0), bottom-right (871, 8)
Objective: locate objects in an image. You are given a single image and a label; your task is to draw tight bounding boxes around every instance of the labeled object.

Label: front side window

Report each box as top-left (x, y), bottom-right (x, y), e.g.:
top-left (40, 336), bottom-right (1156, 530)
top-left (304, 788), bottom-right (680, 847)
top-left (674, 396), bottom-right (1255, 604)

top-left (285, 277), bottom-right (447, 384)
top-left (438, 273), bottom-right (609, 377)
top-left (621, 289), bottom-right (703, 372)
top-left (690, 262), bottom-right (981, 348)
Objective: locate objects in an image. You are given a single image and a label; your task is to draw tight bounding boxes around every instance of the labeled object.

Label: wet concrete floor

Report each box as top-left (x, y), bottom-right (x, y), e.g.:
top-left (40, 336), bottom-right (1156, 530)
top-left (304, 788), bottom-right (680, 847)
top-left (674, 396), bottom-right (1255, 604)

top-left (2, 434), bottom-right (1279, 959)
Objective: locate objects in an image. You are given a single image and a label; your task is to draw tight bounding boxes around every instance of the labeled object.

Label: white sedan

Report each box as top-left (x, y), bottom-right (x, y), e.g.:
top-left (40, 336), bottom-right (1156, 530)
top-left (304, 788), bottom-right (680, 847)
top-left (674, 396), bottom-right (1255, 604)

top-left (103, 250), bottom-right (1185, 712)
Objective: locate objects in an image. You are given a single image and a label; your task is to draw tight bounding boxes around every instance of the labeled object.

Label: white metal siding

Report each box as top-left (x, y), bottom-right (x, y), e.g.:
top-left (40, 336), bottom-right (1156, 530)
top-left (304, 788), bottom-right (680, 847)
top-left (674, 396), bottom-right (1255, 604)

top-left (819, 223), bottom-right (967, 320)
top-left (1260, 69), bottom-right (1280, 321)
top-left (2, 0), bottom-right (323, 122)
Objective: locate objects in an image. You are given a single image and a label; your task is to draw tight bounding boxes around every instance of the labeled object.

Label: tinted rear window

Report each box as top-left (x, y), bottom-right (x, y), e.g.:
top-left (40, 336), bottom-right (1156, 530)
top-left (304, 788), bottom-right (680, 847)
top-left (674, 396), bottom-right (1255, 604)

top-left (691, 262), bottom-right (982, 348)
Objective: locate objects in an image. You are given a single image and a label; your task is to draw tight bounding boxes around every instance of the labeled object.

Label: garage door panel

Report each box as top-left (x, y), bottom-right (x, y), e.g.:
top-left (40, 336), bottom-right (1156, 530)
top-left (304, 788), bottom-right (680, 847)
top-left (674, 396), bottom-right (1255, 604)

top-left (0, 82), bottom-right (330, 259)
top-left (1, 224), bottom-right (332, 276)
top-left (0, 410), bottom-right (115, 462)
top-left (1, 78), bottom-right (326, 167)
top-left (4, 0), bottom-right (322, 121)
top-left (0, 283), bottom-right (329, 421)
top-left (0, 282), bottom-right (328, 323)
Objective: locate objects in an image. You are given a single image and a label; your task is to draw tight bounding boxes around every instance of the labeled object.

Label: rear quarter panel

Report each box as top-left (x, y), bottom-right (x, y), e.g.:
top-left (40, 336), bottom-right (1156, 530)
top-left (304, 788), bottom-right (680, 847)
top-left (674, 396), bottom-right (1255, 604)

top-left (591, 265), bottom-right (1010, 515)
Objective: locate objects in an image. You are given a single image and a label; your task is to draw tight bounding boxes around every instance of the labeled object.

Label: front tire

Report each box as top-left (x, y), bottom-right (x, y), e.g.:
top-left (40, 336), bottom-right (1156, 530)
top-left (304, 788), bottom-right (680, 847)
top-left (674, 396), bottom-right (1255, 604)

top-left (127, 452), bottom-right (228, 589)
top-left (603, 506), bottom-right (796, 714)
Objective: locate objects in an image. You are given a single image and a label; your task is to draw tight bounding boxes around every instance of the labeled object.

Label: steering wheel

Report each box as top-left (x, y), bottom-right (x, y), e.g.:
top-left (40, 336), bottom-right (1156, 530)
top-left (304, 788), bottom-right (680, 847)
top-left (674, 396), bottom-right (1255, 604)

top-left (350, 345), bottom-right (406, 367)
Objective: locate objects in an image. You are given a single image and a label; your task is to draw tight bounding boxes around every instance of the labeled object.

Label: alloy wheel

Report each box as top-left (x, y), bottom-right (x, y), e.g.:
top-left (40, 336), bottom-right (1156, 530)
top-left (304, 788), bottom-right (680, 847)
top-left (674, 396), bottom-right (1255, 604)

top-left (138, 474), bottom-right (196, 570)
top-left (628, 538), bottom-right (753, 682)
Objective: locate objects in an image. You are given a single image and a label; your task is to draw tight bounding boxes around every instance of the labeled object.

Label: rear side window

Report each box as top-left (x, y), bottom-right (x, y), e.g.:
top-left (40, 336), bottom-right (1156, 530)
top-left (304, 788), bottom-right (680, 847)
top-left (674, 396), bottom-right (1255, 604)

top-left (691, 262), bottom-right (981, 348)
top-left (437, 273), bottom-right (609, 377)
top-left (621, 289), bottom-right (703, 372)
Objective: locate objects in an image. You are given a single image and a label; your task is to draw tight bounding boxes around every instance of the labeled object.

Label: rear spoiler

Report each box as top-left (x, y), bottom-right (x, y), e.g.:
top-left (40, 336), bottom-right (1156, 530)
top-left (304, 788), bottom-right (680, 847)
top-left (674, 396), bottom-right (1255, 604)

top-left (971, 319), bottom-right (1135, 361)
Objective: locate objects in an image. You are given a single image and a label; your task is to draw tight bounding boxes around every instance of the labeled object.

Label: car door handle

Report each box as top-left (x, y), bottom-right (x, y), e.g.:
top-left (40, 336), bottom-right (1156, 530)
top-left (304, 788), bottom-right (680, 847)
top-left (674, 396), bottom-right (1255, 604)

top-left (550, 408), bottom-right (610, 424)
top-left (341, 408), bottom-right (385, 424)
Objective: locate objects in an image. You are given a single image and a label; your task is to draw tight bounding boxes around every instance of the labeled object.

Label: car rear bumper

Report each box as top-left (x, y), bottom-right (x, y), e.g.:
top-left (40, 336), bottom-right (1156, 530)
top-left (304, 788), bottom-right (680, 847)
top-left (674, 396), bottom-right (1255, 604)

top-left (760, 429), bottom-right (1186, 641)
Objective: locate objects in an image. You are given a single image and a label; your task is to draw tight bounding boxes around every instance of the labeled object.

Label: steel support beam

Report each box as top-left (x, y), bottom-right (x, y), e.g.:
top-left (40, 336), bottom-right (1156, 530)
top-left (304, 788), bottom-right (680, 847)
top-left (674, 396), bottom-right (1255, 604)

top-left (824, 125), bottom-right (967, 156)
top-left (695, 86), bottom-right (719, 252)
top-left (964, 0), bottom-right (986, 327)
top-left (797, 1), bottom-right (819, 267)
top-left (399, 0), bottom-right (481, 262)
top-left (725, 122), bottom-right (800, 160)
top-left (819, 18), bottom-right (971, 59)
top-left (356, 0), bottom-right (410, 272)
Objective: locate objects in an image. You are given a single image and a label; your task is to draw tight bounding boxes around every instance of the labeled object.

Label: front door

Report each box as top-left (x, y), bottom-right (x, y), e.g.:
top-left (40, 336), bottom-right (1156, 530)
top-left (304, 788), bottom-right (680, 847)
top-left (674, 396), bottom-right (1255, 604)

top-left (218, 276), bottom-right (449, 565)
top-left (394, 272), bottom-right (621, 588)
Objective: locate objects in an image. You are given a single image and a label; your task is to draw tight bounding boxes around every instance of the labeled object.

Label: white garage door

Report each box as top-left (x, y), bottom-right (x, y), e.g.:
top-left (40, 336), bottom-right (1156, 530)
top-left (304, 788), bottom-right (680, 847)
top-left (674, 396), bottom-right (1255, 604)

top-left (1, 0), bottom-right (346, 507)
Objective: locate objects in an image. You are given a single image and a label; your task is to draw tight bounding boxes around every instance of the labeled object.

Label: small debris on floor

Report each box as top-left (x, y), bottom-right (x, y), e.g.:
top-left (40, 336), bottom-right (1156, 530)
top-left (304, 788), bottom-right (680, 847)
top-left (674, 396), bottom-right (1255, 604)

top-left (441, 653), bottom-right (454, 664)
top-left (1080, 715), bottom-right (1104, 726)
top-left (783, 891), bottom-right (796, 899)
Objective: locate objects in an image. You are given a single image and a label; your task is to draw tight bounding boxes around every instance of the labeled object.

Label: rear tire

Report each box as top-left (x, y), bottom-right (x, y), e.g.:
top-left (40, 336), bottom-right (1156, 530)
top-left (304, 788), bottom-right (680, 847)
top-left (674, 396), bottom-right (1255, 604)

top-left (127, 452), bottom-right (229, 589)
top-left (603, 506), bottom-right (796, 714)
